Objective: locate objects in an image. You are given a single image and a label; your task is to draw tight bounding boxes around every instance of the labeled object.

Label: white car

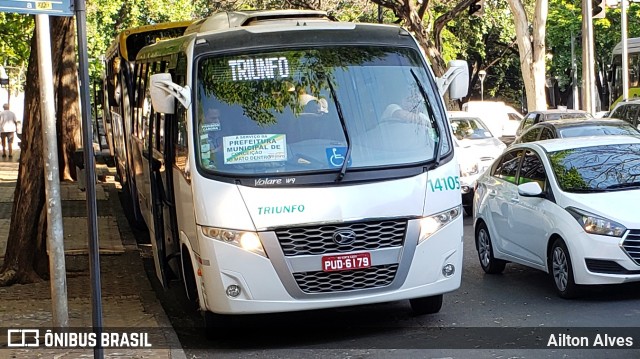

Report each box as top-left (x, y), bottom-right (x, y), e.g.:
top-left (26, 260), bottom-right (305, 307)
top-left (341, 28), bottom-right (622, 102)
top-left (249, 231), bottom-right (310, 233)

top-left (473, 135), bottom-right (640, 298)
top-left (450, 112), bottom-right (506, 215)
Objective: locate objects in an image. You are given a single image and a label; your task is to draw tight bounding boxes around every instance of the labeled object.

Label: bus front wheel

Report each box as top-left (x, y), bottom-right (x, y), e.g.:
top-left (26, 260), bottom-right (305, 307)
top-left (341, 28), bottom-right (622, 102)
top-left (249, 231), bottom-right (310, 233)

top-left (181, 248), bottom-right (199, 310)
top-left (409, 294), bottom-right (443, 315)
top-left (204, 311), bottom-right (232, 338)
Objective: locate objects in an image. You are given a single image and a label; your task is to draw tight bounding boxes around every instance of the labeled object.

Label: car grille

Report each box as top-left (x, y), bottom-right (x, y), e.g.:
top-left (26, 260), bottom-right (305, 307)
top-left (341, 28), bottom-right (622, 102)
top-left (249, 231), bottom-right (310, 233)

top-left (293, 264), bottom-right (398, 293)
top-left (275, 219), bottom-right (407, 256)
top-left (622, 230), bottom-right (640, 265)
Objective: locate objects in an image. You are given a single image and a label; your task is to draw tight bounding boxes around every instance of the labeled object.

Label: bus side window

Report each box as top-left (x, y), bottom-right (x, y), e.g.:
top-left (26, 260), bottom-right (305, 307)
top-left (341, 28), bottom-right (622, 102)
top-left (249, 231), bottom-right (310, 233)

top-left (175, 105), bottom-right (189, 176)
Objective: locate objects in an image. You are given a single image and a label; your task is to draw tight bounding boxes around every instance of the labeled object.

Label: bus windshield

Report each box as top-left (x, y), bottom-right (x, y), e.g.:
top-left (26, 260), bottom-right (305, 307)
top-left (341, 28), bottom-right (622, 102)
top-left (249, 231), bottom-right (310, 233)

top-left (195, 46), bottom-right (446, 176)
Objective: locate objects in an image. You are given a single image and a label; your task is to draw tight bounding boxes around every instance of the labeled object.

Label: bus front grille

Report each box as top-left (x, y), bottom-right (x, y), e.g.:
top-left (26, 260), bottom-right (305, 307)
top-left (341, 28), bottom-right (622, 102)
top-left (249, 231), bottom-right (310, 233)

top-left (275, 219), bottom-right (407, 256)
top-left (293, 264), bottom-right (398, 293)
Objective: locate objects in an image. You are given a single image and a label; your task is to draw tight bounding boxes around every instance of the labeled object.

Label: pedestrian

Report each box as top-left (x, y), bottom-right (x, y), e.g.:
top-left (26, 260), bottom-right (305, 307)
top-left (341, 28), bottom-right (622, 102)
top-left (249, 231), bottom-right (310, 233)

top-left (0, 103), bottom-right (17, 158)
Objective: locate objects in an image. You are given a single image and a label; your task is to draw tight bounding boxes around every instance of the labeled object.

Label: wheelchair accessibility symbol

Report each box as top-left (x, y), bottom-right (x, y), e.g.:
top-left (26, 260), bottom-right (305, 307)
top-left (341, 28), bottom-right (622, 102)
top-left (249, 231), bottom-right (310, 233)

top-left (326, 147), bottom-right (351, 168)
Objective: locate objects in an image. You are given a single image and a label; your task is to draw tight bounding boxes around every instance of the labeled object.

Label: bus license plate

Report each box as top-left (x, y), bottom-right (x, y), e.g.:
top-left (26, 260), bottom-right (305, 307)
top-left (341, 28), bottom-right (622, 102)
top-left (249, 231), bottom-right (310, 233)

top-left (322, 252), bottom-right (371, 272)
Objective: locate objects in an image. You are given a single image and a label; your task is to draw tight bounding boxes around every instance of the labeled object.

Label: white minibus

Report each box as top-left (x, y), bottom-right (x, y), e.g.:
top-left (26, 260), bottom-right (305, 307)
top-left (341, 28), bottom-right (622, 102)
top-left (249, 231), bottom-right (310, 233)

top-left (128, 9), bottom-right (468, 333)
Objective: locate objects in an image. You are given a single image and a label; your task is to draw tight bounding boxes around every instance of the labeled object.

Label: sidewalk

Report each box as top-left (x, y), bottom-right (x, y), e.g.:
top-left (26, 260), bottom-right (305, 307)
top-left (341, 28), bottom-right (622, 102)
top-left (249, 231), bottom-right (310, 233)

top-left (0, 148), bottom-right (186, 358)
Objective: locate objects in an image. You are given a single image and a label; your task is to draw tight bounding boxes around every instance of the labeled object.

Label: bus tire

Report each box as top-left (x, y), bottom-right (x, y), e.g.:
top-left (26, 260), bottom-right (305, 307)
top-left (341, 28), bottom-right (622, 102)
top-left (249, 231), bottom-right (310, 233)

top-left (409, 294), bottom-right (443, 315)
top-left (204, 311), bottom-right (232, 339)
top-left (181, 247), bottom-right (199, 309)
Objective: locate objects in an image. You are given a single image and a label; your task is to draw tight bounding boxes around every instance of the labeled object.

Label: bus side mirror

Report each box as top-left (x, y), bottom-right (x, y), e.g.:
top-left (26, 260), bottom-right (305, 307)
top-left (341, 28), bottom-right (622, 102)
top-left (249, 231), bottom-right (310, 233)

top-left (149, 73), bottom-right (192, 114)
top-left (437, 60), bottom-right (469, 100)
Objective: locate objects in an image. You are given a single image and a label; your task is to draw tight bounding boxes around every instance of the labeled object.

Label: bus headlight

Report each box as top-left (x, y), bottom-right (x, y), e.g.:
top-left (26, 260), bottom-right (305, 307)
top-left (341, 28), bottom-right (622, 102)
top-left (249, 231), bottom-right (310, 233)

top-left (201, 226), bottom-right (267, 257)
top-left (418, 205), bottom-right (462, 243)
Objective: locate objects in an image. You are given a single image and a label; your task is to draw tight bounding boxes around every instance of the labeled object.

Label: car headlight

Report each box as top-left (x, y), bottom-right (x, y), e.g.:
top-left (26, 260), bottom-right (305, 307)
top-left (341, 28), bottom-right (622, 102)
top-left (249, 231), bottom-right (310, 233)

top-left (565, 207), bottom-right (627, 237)
top-left (419, 205), bottom-right (462, 243)
top-left (459, 163), bottom-right (479, 177)
top-left (201, 226), bottom-right (267, 257)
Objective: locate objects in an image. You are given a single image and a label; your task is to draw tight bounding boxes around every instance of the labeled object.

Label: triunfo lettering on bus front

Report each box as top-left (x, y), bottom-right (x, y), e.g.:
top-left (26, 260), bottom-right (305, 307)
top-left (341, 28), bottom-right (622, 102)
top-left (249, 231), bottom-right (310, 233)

top-left (228, 57), bottom-right (290, 81)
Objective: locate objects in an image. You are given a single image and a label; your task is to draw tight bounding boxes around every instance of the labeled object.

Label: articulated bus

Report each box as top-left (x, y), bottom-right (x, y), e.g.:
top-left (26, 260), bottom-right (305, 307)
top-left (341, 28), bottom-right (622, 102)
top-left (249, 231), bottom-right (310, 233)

top-left (102, 20), bottom-right (192, 226)
top-left (609, 37), bottom-right (640, 109)
top-left (128, 9), bottom-right (469, 332)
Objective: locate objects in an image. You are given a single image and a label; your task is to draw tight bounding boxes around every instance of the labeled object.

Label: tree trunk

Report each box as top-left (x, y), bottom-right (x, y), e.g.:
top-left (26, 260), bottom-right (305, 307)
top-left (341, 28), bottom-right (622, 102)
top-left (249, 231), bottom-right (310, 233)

top-left (0, 30), bottom-right (48, 286)
top-left (52, 17), bottom-right (82, 181)
top-left (508, 0), bottom-right (548, 112)
top-left (0, 18), bottom-right (82, 286)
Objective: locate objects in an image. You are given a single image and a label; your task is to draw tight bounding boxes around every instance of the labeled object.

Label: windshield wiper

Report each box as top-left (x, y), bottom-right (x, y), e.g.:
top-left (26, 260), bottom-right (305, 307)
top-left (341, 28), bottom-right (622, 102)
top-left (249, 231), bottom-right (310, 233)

top-left (604, 182), bottom-right (640, 190)
top-left (410, 69), bottom-right (442, 169)
top-left (566, 188), bottom-right (607, 193)
top-left (325, 77), bottom-right (351, 182)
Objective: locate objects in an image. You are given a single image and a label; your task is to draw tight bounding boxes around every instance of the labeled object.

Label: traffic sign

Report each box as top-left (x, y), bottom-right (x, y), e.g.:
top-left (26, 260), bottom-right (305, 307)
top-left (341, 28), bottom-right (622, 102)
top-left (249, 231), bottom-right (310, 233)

top-left (0, 0), bottom-right (73, 16)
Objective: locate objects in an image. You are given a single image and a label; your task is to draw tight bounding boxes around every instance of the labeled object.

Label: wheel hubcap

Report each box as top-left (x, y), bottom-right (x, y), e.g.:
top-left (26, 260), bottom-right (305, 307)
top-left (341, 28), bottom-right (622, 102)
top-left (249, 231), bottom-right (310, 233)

top-left (552, 247), bottom-right (568, 291)
top-left (478, 229), bottom-right (491, 267)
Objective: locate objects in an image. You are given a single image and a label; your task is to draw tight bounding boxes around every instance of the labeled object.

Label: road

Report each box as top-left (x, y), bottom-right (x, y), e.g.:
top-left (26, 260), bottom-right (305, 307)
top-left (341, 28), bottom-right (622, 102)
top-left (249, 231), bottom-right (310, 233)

top-left (142, 215), bottom-right (640, 358)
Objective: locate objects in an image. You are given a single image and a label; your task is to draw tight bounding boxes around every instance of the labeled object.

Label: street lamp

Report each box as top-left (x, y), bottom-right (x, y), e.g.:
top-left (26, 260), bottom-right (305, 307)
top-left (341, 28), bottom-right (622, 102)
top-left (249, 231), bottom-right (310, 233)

top-left (478, 70), bottom-right (487, 101)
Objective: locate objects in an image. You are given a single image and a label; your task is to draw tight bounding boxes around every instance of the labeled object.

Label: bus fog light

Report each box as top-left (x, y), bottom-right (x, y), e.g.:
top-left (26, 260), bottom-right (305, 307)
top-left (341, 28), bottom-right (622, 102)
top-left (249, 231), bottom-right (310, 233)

top-left (226, 285), bottom-right (241, 297)
top-left (442, 264), bottom-right (455, 277)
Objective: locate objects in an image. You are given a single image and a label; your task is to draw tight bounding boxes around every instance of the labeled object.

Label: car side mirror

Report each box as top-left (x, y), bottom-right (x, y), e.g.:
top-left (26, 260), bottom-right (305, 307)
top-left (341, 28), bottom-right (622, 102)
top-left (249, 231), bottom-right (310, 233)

top-left (518, 181), bottom-right (544, 197)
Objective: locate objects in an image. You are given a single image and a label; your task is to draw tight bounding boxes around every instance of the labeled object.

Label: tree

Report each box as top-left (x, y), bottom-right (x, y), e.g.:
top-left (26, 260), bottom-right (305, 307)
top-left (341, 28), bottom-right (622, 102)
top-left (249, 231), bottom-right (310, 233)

top-left (0, 13), bottom-right (33, 94)
top-left (507, 0), bottom-right (548, 112)
top-left (546, 0), bottom-right (640, 110)
top-left (0, 17), bottom-right (84, 285)
top-left (0, 1), bottom-right (200, 286)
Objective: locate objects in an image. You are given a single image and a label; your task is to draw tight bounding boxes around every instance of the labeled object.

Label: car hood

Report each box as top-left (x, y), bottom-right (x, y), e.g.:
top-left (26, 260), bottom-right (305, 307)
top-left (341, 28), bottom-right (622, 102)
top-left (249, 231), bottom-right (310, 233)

top-left (560, 189), bottom-right (640, 228)
top-left (457, 138), bottom-right (505, 160)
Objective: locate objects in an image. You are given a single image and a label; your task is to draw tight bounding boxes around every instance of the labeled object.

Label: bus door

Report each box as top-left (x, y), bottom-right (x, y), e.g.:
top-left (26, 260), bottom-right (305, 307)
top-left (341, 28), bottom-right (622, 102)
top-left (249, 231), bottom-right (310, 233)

top-left (148, 107), bottom-right (180, 288)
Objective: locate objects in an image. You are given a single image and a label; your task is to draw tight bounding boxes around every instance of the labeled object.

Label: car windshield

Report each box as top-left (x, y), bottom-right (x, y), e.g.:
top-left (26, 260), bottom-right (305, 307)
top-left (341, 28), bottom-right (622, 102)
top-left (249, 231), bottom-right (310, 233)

top-left (451, 117), bottom-right (493, 140)
top-left (195, 46), bottom-right (446, 176)
top-left (548, 143), bottom-right (640, 192)
top-left (558, 124), bottom-right (640, 138)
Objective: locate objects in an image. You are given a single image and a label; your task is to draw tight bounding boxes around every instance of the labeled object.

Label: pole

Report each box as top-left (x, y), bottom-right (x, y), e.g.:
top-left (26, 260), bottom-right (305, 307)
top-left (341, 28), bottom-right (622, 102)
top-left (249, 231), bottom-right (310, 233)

top-left (75, 0), bottom-right (103, 357)
top-left (571, 31), bottom-right (579, 109)
top-left (621, 0), bottom-right (629, 101)
top-left (581, 0), bottom-right (596, 114)
top-left (36, 14), bottom-right (69, 328)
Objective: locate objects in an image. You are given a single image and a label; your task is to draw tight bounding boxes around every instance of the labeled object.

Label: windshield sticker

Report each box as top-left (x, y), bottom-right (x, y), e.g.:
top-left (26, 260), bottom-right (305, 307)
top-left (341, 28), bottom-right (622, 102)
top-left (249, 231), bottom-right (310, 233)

top-left (201, 122), bottom-right (221, 132)
top-left (258, 205), bottom-right (305, 215)
top-left (223, 134), bottom-right (287, 164)
top-left (229, 57), bottom-right (290, 81)
top-left (326, 147), bottom-right (352, 168)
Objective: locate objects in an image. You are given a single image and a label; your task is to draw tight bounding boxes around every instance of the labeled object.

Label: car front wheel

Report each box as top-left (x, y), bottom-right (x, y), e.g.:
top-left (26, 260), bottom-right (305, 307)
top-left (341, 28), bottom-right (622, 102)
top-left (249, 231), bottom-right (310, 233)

top-left (476, 222), bottom-right (506, 274)
top-left (550, 239), bottom-right (580, 299)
